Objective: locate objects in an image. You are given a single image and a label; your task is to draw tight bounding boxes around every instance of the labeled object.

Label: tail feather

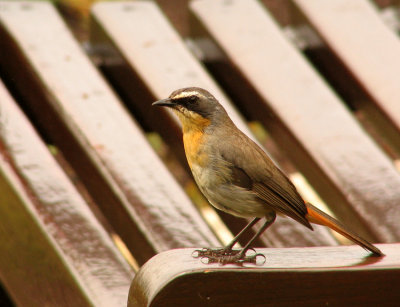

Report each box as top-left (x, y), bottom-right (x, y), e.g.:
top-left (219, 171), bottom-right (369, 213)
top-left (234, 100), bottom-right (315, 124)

top-left (305, 203), bottom-right (383, 256)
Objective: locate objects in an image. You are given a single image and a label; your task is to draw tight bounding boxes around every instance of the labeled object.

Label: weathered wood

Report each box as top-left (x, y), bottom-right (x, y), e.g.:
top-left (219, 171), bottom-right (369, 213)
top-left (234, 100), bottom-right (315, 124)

top-left (0, 80), bottom-right (133, 306)
top-left (90, 1), bottom-right (252, 164)
top-left (190, 0), bottom-right (400, 242)
top-left (129, 245), bottom-right (400, 307)
top-left (0, 284), bottom-right (12, 307)
top-left (0, 1), bottom-right (219, 266)
top-left (90, 0), bottom-right (337, 249)
top-left (292, 0), bottom-right (400, 154)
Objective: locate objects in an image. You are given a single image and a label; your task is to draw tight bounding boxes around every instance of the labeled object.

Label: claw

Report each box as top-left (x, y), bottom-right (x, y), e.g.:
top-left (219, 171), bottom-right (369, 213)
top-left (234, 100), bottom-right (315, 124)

top-left (246, 247), bottom-right (257, 255)
top-left (192, 247), bottom-right (241, 259)
top-left (240, 252), bottom-right (266, 265)
top-left (192, 247), bottom-right (266, 266)
top-left (192, 248), bottom-right (208, 258)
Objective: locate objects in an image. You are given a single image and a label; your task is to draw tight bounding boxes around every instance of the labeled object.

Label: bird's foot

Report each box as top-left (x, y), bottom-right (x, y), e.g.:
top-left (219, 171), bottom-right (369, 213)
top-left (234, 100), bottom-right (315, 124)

top-left (192, 248), bottom-right (266, 265)
top-left (192, 247), bottom-right (240, 258)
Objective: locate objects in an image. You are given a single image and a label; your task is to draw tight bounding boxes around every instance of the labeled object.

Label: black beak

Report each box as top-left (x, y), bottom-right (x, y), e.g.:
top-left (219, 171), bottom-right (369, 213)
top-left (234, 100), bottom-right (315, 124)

top-left (152, 98), bottom-right (176, 107)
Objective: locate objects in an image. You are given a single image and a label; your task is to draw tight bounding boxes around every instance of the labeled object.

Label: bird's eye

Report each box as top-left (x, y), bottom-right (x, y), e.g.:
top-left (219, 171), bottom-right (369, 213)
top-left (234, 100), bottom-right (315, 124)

top-left (188, 95), bottom-right (198, 104)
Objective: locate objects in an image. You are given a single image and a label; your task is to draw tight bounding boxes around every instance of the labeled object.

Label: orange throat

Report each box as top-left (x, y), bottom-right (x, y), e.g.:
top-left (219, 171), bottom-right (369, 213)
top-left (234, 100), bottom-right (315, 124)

top-left (177, 111), bottom-right (211, 170)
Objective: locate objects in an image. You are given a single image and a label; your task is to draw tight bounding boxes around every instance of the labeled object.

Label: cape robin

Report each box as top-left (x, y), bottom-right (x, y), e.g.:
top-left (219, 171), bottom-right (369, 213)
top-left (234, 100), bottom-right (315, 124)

top-left (153, 87), bottom-right (383, 264)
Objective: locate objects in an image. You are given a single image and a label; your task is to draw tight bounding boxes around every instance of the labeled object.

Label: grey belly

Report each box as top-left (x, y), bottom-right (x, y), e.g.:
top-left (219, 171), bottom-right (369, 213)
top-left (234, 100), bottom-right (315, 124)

top-left (192, 164), bottom-right (272, 218)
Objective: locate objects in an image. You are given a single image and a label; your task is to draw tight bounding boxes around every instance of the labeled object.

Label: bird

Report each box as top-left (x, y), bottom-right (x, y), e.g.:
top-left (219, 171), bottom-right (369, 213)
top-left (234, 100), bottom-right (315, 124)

top-left (152, 87), bottom-right (383, 264)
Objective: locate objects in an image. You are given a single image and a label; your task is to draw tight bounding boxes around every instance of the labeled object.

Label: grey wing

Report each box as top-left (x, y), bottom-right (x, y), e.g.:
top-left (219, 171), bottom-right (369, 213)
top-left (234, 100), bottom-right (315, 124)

top-left (220, 130), bottom-right (312, 229)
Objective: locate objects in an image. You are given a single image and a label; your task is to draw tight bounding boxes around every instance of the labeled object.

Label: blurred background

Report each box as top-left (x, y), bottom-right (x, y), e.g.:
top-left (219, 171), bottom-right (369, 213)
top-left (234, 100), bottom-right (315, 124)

top-left (1, 0), bottom-right (400, 306)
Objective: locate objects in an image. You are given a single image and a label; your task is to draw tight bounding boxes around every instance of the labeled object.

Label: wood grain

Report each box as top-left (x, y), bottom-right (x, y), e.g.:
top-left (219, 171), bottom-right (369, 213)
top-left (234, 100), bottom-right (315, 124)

top-left (129, 245), bottom-right (400, 306)
top-left (190, 0), bottom-right (400, 242)
top-left (90, 0), bottom-right (337, 249)
top-left (0, 1), bottom-right (219, 265)
top-left (292, 0), bottom-right (400, 154)
top-left (0, 79), bottom-right (133, 306)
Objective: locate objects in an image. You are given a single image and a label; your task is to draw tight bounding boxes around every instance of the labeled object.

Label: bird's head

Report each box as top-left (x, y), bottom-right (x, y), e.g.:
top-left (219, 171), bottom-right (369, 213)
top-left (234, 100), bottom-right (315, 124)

top-left (152, 87), bottom-right (227, 131)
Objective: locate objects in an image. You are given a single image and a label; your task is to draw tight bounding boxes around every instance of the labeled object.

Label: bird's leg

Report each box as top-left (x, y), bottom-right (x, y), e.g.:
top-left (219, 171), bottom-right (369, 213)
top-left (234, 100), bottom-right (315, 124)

top-left (192, 217), bottom-right (261, 259)
top-left (234, 213), bottom-right (276, 263)
top-left (221, 217), bottom-right (261, 255)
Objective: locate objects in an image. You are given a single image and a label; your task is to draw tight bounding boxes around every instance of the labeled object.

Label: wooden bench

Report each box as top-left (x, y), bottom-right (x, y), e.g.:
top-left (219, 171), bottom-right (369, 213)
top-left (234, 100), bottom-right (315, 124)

top-left (189, 0), bottom-right (400, 243)
top-left (0, 0), bottom-right (219, 268)
top-left (0, 1), bottom-right (217, 305)
top-left (292, 0), bottom-right (400, 154)
top-left (0, 79), bottom-right (132, 306)
top-left (129, 246), bottom-right (400, 307)
top-left (0, 0), bottom-right (399, 306)
top-left (90, 0), bottom-right (339, 252)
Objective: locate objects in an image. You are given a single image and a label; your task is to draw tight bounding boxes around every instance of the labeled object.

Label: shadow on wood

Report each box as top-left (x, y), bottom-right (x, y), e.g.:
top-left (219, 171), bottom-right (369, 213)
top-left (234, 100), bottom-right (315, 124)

top-left (129, 245), bottom-right (400, 306)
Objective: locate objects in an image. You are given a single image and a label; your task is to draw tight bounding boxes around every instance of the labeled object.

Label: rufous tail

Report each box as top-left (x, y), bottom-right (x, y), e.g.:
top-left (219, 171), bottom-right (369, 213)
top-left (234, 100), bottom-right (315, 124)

top-left (305, 203), bottom-right (383, 256)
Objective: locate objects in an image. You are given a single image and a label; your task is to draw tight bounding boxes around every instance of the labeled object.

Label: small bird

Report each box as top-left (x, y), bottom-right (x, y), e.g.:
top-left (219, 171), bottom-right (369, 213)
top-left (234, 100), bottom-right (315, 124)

top-left (153, 87), bottom-right (383, 264)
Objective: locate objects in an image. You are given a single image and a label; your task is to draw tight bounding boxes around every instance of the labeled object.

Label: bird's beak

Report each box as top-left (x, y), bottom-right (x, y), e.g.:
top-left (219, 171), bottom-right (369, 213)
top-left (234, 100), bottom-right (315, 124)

top-left (152, 98), bottom-right (176, 107)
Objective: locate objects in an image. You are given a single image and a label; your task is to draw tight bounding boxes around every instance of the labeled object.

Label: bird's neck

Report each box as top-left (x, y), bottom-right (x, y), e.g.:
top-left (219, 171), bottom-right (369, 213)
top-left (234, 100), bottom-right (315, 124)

top-left (180, 118), bottom-right (211, 170)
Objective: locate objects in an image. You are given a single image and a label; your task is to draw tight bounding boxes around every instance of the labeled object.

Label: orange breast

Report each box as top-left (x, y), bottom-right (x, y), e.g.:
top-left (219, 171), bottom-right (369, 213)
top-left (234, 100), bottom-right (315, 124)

top-left (181, 115), bottom-right (211, 170)
top-left (183, 129), bottom-right (209, 169)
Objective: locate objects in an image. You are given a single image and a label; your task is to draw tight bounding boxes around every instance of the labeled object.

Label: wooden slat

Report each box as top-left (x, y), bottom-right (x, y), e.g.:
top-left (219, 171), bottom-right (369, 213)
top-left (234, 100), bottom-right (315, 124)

top-left (90, 0), bottom-right (252, 161)
top-left (0, 80), bottom-right (132, 307)
top-left (128, 245), bottom-right (400, 307)
top-left (0, 1), bottom-right (219, 266)
top-left (292, 0), bottom-right (400, 154)
top-left (190, 0), bottom-right (400, 242)
top-left (90, 0), bottom-right (337, 249)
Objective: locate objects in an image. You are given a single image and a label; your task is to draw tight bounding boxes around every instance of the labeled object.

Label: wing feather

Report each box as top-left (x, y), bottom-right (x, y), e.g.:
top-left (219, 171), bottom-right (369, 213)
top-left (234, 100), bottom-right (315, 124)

top-left (219, 127), bottom-right (312, 229)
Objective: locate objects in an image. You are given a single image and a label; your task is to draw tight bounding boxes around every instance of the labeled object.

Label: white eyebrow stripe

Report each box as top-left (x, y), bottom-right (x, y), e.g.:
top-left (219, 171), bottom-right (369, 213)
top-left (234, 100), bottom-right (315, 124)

top-left (172, 91), bottom-right (201, 100)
